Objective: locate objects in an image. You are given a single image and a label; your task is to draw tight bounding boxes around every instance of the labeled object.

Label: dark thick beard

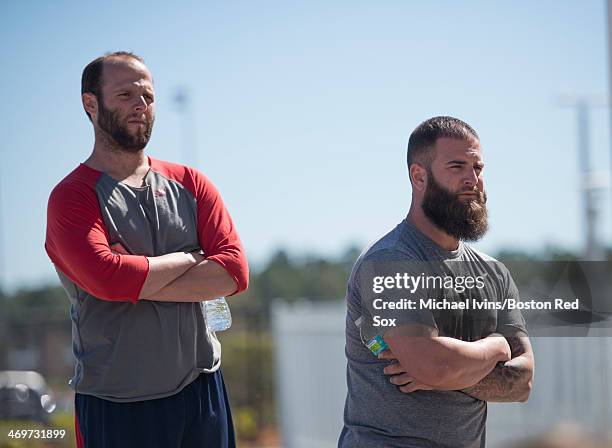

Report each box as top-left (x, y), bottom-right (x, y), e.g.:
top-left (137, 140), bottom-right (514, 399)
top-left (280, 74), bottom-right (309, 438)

top-left (97, 99), bottom-right (153, 152)
top-left (422, 169), bottom-right (489, 242)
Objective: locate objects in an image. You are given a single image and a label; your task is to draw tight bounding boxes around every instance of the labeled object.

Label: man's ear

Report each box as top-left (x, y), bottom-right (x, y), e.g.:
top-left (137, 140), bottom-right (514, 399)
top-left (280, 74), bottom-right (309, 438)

top-left (82, 93), bottom-right (98, 119)
top-left (409, 163), bottom-right (427, 192)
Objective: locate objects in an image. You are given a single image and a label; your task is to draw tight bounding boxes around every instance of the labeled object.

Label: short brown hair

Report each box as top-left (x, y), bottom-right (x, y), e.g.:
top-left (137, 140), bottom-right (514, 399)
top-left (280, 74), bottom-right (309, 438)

top-left (407, 116), bottom-right (479, 169)
top-left (81, 51), bottom-right (145, 120)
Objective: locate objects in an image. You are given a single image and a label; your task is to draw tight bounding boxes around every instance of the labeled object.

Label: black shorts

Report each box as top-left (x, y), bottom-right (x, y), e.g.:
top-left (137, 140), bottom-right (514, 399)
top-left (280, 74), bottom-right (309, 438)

top-left (75, 370), bottom-right (235, 448)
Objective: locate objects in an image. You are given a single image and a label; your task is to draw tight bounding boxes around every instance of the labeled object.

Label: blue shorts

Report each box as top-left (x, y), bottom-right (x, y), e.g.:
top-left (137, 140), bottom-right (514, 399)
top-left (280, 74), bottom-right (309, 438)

top-left (75, 370), bottom-right (235, 448)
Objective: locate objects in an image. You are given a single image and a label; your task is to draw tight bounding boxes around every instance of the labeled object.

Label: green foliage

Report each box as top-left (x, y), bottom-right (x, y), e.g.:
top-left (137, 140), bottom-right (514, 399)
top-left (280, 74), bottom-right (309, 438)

top-left (256, 250), bottom-right (305, 302)
top-left (0, 286), bottom-right (68, 322)
top-left (218, 330), bottom-right (276, 427)
top-left (233, 407), bottom-right (259, 441)
top-left (236, 245), bottom-right (360, 309)
top-left (495, 247), bottom-right (580, 263)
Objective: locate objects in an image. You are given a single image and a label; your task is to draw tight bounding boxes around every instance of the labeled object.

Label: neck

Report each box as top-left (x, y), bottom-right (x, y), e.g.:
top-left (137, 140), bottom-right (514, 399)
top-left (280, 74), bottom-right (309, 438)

top-left (407, 203), bottom-right (460, 252)
top-left (85, 128), bottom-right (149, 179)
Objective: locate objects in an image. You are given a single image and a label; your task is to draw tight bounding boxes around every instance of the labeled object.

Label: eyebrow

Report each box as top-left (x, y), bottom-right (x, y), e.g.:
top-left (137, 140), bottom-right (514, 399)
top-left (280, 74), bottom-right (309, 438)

top-left (446, 160), bottom-right (484, 167)
top-left (112, 84), bottom-right (153, 92)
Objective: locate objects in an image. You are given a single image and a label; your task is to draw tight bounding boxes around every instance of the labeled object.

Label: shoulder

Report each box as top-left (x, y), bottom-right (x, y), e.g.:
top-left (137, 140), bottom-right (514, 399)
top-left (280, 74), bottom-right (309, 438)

top-left (462, 244), bottom-right (515, 285)
top-left (350, 223), bottom-right (418, 281)
top-left (462, 244), bottom-right (498, 262)
top-left (149, 157), bottom-right (191, 182)
top-left (48, 165), bottom-right (101, 209)
top-left (362, 229), bottom-right (413, 263)
top-left (360, 221), bottom-right (423, 263)
top-left (149, 157), bottom-right (214, 193)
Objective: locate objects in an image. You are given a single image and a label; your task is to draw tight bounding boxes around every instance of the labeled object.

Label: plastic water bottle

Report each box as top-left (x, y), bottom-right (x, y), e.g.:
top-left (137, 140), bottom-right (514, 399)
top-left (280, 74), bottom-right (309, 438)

top-left (204, 297), bottom-right (232, 332)
top-left (355, 315), bottom-right (388, 356)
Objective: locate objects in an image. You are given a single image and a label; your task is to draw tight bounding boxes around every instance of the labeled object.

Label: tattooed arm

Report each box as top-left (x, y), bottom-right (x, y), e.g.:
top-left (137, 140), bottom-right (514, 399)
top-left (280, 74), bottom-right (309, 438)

top-left (380, 326), bottom-right (511, 392)
top-left (461, 334), bottom-right (534, 402)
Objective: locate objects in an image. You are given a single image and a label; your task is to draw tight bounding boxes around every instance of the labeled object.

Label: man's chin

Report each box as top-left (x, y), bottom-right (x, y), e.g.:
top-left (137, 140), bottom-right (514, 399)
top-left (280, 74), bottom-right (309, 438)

top-left (456, 219), bottom-right (489, 242)
top-left (113, 138), bottom-right (148, 153)
top-left (459, 230), bottom-right (488, 242)
top-left (113, 132), bottom-right (150, 152)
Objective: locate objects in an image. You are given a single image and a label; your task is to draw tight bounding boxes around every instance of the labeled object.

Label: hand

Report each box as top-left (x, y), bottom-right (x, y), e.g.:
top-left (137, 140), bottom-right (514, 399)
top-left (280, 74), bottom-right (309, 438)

top-left (383, 361), bottom-right (435, 393)
top-left (485, 333), bottom-right (511, 362)
top-left (377, 349), bottom-right (397, 361)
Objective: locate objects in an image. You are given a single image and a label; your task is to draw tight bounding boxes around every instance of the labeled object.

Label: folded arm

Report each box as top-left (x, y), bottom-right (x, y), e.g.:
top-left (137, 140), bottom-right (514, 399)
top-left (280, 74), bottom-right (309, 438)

top-left (140, 169), bottom-right (249, 302)
top-left (46, 169), bottom-right (248, 304)
top-left (460, 333), bottom-right (534, 402)
top-left (142, 258), bottom-right (238, 302)
top-left (138, 251), bottom-right (205, 299)
top-left (382, 324), bottom-right (511, 390)
top-left (46, 184), bottom-right (201, 303)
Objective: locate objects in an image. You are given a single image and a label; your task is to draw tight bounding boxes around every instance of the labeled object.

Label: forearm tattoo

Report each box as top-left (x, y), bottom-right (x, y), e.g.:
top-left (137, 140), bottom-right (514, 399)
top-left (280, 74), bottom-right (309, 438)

top-left (462, 337), bottom-right (532, 402)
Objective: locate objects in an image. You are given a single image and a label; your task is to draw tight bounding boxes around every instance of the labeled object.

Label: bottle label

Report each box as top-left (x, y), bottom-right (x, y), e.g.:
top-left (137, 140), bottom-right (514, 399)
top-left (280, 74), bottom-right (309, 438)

top-left (204, 297), bottom-right (232, 332)
top-left (365, 335), bottom-right (388, 356)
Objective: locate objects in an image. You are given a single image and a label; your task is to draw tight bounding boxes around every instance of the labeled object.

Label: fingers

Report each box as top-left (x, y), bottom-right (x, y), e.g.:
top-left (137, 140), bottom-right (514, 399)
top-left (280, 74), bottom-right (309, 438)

top-left (377, 350), bottom-right (396, 360)
top-left (378, 353), bottom-right (433, 393)
top-left (399, 382), bottom-right (424, 393)
top-left (389, 373), bottom-right (414, 386)
top-left (383, 362), bottom-right (406, 375)
top-left (383, 362), bottom-right (417, 387)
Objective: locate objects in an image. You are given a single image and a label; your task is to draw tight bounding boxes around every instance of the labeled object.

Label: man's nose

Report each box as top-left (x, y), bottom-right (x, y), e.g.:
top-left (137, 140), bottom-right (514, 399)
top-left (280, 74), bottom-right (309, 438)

top-left (134, 95), bottom-right (148, 112)
top-left (463, 169), bottom-right (479, 187)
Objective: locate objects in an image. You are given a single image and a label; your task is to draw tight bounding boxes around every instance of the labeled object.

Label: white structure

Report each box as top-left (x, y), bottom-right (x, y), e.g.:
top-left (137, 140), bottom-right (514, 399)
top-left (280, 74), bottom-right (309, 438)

top-left (271, 301), bottom-right (347, 448)
top-left (272, 300), bottom-right (612, 448)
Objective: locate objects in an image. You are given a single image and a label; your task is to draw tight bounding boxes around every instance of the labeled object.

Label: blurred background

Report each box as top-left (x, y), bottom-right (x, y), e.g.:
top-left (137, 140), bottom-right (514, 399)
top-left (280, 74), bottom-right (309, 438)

top-left (1, 0), bottom-right (612, 447)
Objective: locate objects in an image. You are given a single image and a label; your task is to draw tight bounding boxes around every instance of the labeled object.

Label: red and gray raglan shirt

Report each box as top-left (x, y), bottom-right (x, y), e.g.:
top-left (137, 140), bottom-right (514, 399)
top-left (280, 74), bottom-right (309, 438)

top-left (45, 157), bottom-right (248, 402)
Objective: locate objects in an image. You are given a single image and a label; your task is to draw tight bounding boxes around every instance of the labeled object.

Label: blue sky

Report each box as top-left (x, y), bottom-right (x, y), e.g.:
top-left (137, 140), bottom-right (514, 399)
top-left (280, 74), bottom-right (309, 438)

top-left (0, 0), bottom-right (610, 291)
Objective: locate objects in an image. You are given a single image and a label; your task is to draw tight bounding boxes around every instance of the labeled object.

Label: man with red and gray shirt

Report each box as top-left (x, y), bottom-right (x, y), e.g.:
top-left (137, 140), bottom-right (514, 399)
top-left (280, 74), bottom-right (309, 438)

top-left (45, 51), bottom-right (248, 448)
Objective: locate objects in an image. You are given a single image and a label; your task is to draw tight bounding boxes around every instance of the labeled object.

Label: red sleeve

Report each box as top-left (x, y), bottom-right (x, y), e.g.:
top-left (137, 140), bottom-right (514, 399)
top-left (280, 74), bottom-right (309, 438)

top-left (45, 180), bottom-right (149, 303)
top-left (185, 168), bottom-right (249, 295)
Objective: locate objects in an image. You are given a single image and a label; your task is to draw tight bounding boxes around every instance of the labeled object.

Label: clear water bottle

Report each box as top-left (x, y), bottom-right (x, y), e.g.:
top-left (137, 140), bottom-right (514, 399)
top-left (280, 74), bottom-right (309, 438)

top-left (204, 297), bottom-right (232, 332)
top-left (355, 315), bottom-right (388, 356)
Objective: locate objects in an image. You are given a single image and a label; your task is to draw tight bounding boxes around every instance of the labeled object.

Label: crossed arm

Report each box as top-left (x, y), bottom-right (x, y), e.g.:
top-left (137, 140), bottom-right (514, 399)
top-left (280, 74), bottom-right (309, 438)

top-left (46, 178), bottom-right (247, 303)
top-left (460, 335), bottom-right (533, 402)
top-left (138, 251), bottom-right (239, 302)
top-left (381, 324), bottom-right (533, 402)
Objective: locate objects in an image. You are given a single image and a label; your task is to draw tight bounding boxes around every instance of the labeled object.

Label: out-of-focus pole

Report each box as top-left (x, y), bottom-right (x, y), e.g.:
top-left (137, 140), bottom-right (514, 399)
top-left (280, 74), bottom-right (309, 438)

top-left (558, 95), bottom-right (606, 261)
top-left (576, 102), bottom-right (603, 260)
top-left (174, 88), bottom-right (198, 168)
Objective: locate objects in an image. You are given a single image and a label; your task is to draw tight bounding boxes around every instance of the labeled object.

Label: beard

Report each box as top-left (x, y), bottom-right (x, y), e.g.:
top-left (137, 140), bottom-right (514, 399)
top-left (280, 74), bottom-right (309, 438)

top-left (97, 99), bottom-right (154, 152)
top-left (422, 169), bottom-right (489, 242)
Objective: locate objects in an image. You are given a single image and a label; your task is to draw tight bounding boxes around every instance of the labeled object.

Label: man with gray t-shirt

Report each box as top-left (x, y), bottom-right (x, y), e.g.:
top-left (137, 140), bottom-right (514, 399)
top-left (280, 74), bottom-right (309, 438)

top-left (339, 117), bottom-right (534, 448)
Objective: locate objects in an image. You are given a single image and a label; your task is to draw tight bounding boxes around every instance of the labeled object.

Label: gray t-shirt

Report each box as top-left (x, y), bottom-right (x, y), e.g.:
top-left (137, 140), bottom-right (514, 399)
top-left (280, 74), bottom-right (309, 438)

top-left (339, 219), bottom-right (527, 448)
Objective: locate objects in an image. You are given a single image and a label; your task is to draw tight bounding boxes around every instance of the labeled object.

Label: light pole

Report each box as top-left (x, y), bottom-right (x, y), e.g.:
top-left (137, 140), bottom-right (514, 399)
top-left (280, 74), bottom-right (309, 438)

top-left (558, 95), bottom-right (607, 261)
top-left (174, 88), bottom-right (198, 168)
